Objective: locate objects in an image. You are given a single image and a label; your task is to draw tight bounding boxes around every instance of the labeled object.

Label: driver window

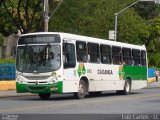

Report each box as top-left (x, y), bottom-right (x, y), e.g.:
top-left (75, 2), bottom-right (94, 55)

top-left (63, 43), bottom-right (76, 68)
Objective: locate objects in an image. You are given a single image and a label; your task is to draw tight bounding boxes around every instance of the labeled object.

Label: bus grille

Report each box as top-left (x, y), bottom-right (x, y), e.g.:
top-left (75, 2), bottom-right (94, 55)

top-left (25, 76), bottom-right (49, 80)
top-left (28, 86), bottom-right (46, 91)
top-left (27, 81), bottom-right (47, 84)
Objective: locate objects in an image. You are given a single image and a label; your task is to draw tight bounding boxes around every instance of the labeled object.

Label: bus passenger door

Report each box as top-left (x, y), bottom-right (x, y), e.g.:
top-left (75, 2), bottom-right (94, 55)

top-left (62, 41), bottom-right (78, 92)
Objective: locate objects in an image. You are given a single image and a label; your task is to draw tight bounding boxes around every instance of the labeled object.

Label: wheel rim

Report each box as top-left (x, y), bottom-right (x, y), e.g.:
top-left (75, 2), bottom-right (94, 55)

top-left (126, 82), bottom-right (130, 93)
top-left (78, 83), bottom-right (85, 95)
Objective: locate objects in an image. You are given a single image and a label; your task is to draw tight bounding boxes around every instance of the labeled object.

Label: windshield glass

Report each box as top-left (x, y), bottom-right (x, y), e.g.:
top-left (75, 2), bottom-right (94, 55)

top-left (16, 45), bottom-right (61, 73)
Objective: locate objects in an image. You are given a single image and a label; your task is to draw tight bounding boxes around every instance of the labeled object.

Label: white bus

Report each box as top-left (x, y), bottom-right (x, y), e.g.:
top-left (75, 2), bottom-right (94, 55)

top-left (16, 32), bottom-right (148, 99)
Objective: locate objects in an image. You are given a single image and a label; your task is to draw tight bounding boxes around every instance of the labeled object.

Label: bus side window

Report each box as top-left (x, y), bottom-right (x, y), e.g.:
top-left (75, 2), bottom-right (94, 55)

top-left (112, 46), bottom-right (122, 65)
top-left (132, 49), bottom-right (141, 66)
top-left (63, 43), bottom-right (76, 68)
top-left (76, 41), bottom-right (87, 62)
top-left (122, 48), bottom-right (131, 65)
top-left (141, 50), bottom-right (146, 66)
top-left (100, 45), bottom-right (111, 64)
top-left (88, 43), bottom-right (100, 63)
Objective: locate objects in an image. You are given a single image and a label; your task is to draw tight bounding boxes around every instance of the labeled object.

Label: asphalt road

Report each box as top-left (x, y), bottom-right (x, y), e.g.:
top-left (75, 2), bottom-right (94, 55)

top-left (0, 88), bottom-right (160, 115)
top-left (0, 88), bottom-right (160, 120)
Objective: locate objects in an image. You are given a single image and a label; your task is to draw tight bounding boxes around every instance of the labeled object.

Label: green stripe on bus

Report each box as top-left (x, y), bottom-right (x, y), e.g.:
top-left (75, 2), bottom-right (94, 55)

top-left (16, 81), bottom-right (63, 94)
top-left (122, 65), bottom-right (147, 80)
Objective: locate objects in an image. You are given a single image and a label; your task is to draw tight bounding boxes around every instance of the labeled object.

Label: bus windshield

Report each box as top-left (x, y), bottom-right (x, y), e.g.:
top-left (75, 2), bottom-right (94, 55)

top-left (17, 44), bottom-right (61, 73)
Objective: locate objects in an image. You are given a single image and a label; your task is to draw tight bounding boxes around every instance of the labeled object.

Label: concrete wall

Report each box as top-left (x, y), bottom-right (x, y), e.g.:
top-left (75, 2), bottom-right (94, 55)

top-left (0, 34), bottom-right (18, 58)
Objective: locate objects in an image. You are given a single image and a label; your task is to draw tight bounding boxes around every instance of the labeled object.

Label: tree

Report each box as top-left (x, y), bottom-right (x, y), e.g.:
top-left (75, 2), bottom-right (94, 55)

top-left (0, 0), bottom-right (160, 67)
top-left (1, 0), bottom-right (44, 34)
top-left (49, 0), bottom-right (160, 67)
top-left (0, 5), bottom-right (17, 36)
top-left (147, 16), bottom-right (160, 68)
top-left (117, 0), bottom-right (150, 44)
top-left (0, 1), bottom-right (3, 7)
top-left (0, 33), bottom-right (4, 46)
top-left (135, 2), bottom-right (160, 20)
top-left (49, 0), bottom-right (149, 44)
top-left (0, 0), bottom-right (62, 35)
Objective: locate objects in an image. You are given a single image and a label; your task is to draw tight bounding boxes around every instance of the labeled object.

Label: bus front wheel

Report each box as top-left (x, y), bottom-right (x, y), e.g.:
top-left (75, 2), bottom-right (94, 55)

top-left (74, 80), bottom-right (87, 99)
top-left (39, 93), bottom-right (51, 100)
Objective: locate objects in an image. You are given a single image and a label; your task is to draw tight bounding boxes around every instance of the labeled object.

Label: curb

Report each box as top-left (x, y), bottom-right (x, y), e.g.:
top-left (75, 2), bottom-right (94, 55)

top-left (0, 81), bottom-right (16, 90)
top-left (147, 76), bottom-right (160, 84)
top-left (0, 93), bottom-right (36, 98)
top-left (144, 86), bottom-right (160, 89)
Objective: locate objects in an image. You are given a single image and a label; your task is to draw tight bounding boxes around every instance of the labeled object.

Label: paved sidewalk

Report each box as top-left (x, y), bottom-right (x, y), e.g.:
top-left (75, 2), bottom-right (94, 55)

top-left (146, 81), bottom-right (160, 88)
top-left (0, 90), bottom-right (34, 98)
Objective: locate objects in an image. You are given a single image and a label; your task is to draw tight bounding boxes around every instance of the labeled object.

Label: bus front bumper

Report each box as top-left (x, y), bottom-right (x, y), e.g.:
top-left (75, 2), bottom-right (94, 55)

top-left (16, 82), bottom-right (63, 94)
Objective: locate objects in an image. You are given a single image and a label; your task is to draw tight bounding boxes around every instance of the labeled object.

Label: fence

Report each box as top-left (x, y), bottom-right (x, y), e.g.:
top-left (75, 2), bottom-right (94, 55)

top-left (148, 68), bottom-right (156, 78)
top-left (0, 64), bottom-right (15, 80)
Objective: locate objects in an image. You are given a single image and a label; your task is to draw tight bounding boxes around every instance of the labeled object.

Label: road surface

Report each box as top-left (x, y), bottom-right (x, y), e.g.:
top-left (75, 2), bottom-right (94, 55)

top-left (0, 88), bottom-right (160, 114)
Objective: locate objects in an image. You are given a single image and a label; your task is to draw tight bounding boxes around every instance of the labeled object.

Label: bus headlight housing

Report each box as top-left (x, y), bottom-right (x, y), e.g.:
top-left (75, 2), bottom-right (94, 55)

top-left (16, 72), bottom-right (23, 76)
top-left (49, 80), bottom-right (56, 84)
top-left (17, 77), bottom-right (26, 84)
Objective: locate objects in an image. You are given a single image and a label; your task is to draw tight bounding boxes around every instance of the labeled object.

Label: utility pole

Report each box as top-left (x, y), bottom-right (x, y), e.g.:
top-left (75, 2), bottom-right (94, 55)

top-left (44, 0), bottom-right (49, 32)
top-left (114, 0), bottom-right (139, 41)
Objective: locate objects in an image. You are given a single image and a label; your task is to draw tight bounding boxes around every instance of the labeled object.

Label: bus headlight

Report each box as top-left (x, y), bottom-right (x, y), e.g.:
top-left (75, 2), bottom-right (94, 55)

top-left (17, 77), bottom-right (26, 84)
top-left (52, 72), bottom-right (56, 77)
top-left (16, 72), bottom-right (23, 76)
top-left (49, 79), bottom-right (56, 84)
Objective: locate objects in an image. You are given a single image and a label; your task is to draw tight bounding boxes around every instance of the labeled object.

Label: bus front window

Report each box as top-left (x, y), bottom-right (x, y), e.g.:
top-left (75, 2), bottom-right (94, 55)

top-left (17, 45), bottom-right (61, 73)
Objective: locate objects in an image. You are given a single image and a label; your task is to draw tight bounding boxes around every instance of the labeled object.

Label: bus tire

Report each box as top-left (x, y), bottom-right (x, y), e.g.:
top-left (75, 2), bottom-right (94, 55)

top-left (116, 79), bottom-right (131, 95)
top-left (123, 79), bottom-right (131, 95)
top-left (39, 93), bottom-right (51, 100)
top-left (74, 80), bottom-right (86, 99)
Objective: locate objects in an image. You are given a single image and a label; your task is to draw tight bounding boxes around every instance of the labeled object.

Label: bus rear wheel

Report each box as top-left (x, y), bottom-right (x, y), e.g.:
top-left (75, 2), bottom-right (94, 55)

top-left (116, 79), bottom-right (131, 95)
top-left (74, 80), bottom-right (87, 99)
top-left (123, 79), bottom-right (131, 95)
top-left (39, 93), bottom-right (51, 100)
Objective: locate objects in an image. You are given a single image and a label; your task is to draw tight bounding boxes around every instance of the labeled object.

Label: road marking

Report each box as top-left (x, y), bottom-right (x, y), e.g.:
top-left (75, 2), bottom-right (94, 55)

top-left (0, 93), bottom-right (160, 113)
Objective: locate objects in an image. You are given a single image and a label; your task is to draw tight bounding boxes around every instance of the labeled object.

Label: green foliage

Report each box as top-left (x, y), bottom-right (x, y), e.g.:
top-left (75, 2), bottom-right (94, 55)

top-left (148, 53), bottom-right (160, 68)
top-left (147, 16), bottom-right (160, 68)
top-left (0, 6), bottom-right (18, 36)
top-left (49, 0), bottom-right (116, 39)
top-left (151, 16), bottom-right (160, 38)
top-left (0, 58), bottom-right (15, 64)
top-left (0, 0), bottom-right (44, 35)
top-left (49, 0), bottom-right (160, 68)
top-left (135, 2), bottom-right (160, 20)
top-left (0, 0), bottom-right (160, 67)
top-left (49, 0), bottom-right (150, 43)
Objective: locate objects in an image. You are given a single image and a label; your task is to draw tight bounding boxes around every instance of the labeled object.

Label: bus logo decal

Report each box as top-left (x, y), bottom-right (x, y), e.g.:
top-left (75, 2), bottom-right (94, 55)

top-left (35, 81), bottom-right (39, 85)
top-left (78, 63), bottom-right (86, 77)
top-left (97, 69), bottom-right (113, 75)
top-left (118, 65), bottom-right (125, 80)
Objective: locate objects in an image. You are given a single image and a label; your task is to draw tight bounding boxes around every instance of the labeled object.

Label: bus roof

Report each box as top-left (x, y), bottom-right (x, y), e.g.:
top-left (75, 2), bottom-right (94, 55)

top-left (20, 32), bottom-right (146, 50)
